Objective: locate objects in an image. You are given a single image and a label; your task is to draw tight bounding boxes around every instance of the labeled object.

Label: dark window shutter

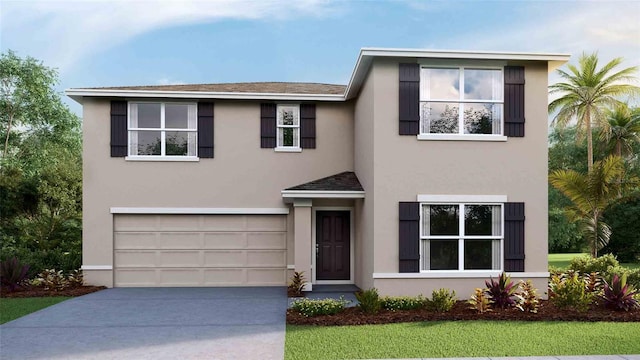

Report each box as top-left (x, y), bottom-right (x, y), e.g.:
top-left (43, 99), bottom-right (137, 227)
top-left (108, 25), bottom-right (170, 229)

top-left (504, 202), bottom-right (525, 272)
top-left (399, 63), bottom-right (420, 135)
top-left (399, 202), bottom-right (420, 273)
top-left (504, 66), bottom-right (525, 137)
top-left (260, 103), bottom-right (276, 148)
top-left (300, 104), bottom-right (316, 149)
top-left (198, 102), bottom-right (214, 158)
top-left (110, 101), bottom-right (127, 157)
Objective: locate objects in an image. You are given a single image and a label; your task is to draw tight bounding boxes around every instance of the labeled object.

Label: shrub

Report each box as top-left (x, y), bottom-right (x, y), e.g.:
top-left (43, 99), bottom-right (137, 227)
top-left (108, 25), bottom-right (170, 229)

top-left (290, 297), bottom-right (349, 317)
top-left (602, 196), bottom-right (640, 262)
top-left (548, 271), bottom-right (592, 312)
top-left (568, 254), bottom-right (619, 275)
top-left (607, 267), bottom-right (640, 289)
top-left (484, 273), bottom-right (517, 309)
top-left (355, 288), bottom-right (381, 314)
top-left (584, 272), bottom-right (604, 295)
top-left (515, 280), bottom-right (540, 313)
top-left (426, 288), bottom-right (456, 312)
top-left (0, 257), bottom-right (30, 291)
top-left (287, 271), bottom-right (306, 297)
top-left (67, 269), bottom-right (84, 287)
top-left (381, 295), bottom-right (427, 311)
top-left (468, 288), bottom-right (492, 313)
top-left (548, 265), bottom-right (564, 277)
top-left (37, 269), bottom-right (70, 291)
top-left (599, 274), bottom-right (640, 311)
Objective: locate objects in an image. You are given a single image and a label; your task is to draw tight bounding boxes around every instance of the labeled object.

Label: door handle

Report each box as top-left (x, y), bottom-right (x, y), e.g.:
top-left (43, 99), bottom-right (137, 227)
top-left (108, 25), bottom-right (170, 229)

top-left (315, 244), bottom-right (319, 255)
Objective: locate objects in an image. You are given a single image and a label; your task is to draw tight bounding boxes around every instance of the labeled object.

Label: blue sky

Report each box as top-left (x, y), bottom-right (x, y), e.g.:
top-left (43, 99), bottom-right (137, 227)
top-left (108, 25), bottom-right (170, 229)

top-left (1, 0), bottom-right (639, 115)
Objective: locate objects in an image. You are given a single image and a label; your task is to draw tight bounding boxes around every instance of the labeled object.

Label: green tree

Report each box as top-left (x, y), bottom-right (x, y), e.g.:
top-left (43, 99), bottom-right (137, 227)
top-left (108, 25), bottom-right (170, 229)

top-left (549, 52), bottom-right (639, 173)
top-left (600, 103), bottom-right (640, 159)
top-left (550, 156), bottom-right (639, 257)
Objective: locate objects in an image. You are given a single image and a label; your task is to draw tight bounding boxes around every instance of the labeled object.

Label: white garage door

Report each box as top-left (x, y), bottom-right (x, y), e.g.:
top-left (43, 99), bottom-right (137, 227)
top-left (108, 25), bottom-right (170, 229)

top-left (113, 214), bottom-right (287, 287)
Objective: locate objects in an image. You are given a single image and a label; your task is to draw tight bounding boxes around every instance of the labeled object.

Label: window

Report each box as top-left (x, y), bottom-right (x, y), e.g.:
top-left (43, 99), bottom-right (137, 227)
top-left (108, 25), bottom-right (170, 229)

top-left (276, 104), bottom-right (300, 149)
top-left (128, 102), bottom-right (197, 157)
top-left (420, 67), bottom-right (503, 136)
top-left (420, 203), bottom-right (502, 271)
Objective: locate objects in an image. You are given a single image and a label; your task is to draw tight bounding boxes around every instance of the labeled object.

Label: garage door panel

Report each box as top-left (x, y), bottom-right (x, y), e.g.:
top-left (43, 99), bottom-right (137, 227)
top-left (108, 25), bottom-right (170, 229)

top-left (115, 251), bottom-right (156, 267)
top-left (158, 233), bottom-right (203, 249)
top-left (203, 250), bottom-right (245, 267)
top-left (114, 214), bottom-right (287, 287)
top-left (202, 233), bottom-right (247, 249)
top-left (247, 233), bottom-right (286, 249)
top-left (115, 233), bottom-right (157, 249)
top-left (246, 251), bottom-right (286, 267)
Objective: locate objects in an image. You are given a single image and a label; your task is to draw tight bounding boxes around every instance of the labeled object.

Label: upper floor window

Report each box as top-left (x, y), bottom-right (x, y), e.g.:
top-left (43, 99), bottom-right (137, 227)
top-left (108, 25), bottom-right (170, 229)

top-left (276, 104), bottom-right (300, 149)
top-left (420, 67), bottom-right (503, 136)
top-left (128, 102), bottom-right (197, 157)
top-left (421, 203), bottom-right (502, 271)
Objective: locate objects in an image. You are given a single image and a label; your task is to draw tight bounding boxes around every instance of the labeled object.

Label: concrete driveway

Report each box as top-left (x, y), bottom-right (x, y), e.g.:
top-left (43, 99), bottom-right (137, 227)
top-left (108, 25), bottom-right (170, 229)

top-left (0, 287), bottom-right (287, 360)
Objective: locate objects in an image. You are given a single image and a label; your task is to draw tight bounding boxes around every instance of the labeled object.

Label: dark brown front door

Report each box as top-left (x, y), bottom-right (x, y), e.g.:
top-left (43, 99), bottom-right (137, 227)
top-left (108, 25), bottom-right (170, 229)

top-left (316, 211), bottom-right (350, 280)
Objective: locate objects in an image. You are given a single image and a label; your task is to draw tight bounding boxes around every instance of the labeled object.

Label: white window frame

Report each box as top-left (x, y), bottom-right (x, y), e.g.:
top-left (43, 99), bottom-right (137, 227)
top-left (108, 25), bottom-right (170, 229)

top-left (418, 64), bottom-right (507, 142)
top-left (126, 101), bottom-right (198, 161)
top-left (419, 201), bottom-right (504, 273)
top-left (275, 104), bottom-right (301, 151)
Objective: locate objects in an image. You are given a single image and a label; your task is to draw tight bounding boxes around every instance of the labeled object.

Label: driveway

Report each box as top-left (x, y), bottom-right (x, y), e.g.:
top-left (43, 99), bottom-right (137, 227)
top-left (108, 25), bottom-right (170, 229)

top-left (0, 287), bottom-right (287, 360)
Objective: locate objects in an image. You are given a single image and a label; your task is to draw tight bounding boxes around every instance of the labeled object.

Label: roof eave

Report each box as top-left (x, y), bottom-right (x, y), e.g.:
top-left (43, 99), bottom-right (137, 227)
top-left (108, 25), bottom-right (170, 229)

top-left (281, 190), bottom-right (365, 199)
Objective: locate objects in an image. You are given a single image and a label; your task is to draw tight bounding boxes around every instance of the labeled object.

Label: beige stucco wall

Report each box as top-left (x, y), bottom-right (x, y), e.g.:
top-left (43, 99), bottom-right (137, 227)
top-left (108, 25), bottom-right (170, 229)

top-left (365, 58), bottom-right (550, 295)
top-left (82, 99), bottom-right (354, 286)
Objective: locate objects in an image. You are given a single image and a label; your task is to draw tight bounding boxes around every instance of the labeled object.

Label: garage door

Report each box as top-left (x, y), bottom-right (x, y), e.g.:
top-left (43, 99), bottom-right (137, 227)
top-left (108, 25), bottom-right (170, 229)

top-left (113, 214), bottom-right (287, 287)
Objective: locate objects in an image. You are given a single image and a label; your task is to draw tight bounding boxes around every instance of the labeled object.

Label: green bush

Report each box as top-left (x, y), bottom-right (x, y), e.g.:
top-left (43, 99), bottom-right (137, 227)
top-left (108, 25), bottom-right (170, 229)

top-left (381, 295), bottom-right (427, 311)
top-left (355, 288), bottom-right (381, 314)
top-left (607, 266), bottom-right (640, 289)
top-left (290, 297), bottom-right (349, 317)
top-left (426, 288), bottom-right (457, 312)
top-left (549, 207), bottom-right (585, 253)
top-left (549, 272), bottom-right (593, 312)
top-left (568, 254), bottom-right (619, 274)
top-left (602, 196), bottom-right (640, 262)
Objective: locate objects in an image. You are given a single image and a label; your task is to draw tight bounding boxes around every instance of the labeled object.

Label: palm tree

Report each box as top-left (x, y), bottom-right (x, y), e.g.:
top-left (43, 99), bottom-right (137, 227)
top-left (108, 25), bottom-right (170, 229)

top-left (550, 156), bottom-right (639, 257)
top-left (600, 103), bottom-right (640, 158)
top-left (549, 52), bottom-right (639, 173)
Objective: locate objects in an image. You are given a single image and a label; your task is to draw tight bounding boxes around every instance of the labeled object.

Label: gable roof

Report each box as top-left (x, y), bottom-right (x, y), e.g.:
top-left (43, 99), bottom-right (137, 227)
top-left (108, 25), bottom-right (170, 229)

top-left (284, 171), bottom-right (364, 192)
top-left (85, 82), bottom-right (346, 95)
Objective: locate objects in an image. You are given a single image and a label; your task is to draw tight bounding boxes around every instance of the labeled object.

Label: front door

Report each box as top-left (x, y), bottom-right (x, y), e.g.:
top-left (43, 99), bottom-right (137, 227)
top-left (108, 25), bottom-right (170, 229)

top-left (316, 211), bottom-right (350, 280)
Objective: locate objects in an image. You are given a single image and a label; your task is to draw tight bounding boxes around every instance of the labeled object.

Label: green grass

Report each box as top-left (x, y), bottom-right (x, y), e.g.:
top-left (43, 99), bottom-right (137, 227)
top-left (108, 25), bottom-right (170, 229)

top-left (0, 297), bottom-right (70, 324)
top-left (286, 321), bottom-right (640, 359)
top-left (549, 253), bottom-right (640, 270)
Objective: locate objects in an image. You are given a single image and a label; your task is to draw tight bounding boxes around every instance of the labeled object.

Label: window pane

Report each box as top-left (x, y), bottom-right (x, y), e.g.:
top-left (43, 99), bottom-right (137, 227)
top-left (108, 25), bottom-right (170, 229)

top-left (464, 240), bottom-right (495, 270)
top-left (422, 68), bottom-right (459, 100)
top-left (136, 103), bottom-right (161, 128)
top-left (421, 102), bottom-right (459, 134)
top-left (165, 104), bottom-right (189, 129)
top-left (465, 205), bottom-right (501, 236)
top-left (463, 103), bottom-right (502, 135)
top-left (279, 128), bottom-right (298, 147)
top-left (278, 107), bottom-right (299, 125)
top-left (430, 205), bottom-right (459, 235)
top-left (430, 240), bottom-right (458, 270)
top-left (165, 131), bottom-right (194, 156)
top-left (464, 69), bottom-right (502, 100)
top-left (131, 130), bottom-right (161, 155)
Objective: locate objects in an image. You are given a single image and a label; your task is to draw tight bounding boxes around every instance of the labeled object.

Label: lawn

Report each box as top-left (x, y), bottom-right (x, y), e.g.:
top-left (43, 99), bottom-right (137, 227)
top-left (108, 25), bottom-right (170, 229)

top-left (0, 297), bottom-right (70, 324)
top-left (286, 321), bottom-right (640, 360)
top-left (548, 253), bottom-right (640, 270)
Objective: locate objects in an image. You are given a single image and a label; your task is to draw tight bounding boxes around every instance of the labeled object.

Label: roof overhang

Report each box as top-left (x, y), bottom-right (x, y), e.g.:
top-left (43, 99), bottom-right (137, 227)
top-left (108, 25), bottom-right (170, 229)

top-left (65, 89), bottom-right (345, 104)
top-left (344, 48), bottom-right (571, 99)
top-left (281, 190), bottom-right (365, 199)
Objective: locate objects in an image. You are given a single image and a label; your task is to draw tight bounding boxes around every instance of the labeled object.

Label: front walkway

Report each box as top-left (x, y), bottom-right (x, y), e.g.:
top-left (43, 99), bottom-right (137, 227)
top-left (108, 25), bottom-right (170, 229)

top-left (413, 356), bottom-right (640, 360)
top-left (0, 287), bottom-right (287, 360)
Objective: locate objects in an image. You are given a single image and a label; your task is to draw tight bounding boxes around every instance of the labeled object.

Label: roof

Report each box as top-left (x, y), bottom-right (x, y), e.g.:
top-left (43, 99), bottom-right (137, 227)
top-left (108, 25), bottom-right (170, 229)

top-left (66, 48), bottom-right (570, 103)
top-left (285, 172), bottom-right (364, 192)
top-left (86, 82), bottom-right (346, 95)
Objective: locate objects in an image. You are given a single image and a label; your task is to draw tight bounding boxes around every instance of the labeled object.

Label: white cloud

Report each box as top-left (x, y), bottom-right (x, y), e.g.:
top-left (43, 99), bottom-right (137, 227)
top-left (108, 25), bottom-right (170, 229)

top-left (0, 0), bottom-right (337, 72)
top-left (156, 77), bottom-right (185, 85)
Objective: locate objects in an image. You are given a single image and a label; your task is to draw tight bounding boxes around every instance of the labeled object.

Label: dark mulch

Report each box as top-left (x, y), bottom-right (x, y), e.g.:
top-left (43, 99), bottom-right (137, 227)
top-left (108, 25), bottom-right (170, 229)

top-left (287, 300), bottom-right (640, 326)
top-left (1, 286), bottom-right (106, 298)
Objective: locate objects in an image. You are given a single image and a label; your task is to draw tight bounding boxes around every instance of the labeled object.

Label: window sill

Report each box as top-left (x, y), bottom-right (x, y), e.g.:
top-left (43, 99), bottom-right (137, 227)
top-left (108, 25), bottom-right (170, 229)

top-left (417, 134), bottom-right (508, 142)
top-left (373, 271), bottom-right (550, 279)
top-left (125, 156), bottom-right (200, 162)
top-left (274, 147), bottom-right (302, 153)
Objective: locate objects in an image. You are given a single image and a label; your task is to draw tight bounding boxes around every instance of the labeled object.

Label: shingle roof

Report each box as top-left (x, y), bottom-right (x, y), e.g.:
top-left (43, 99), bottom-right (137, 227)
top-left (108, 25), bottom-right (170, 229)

top-left (87, 82), bottom-right (346, 95)
top-left (285, 172), bottom-right (363, 191)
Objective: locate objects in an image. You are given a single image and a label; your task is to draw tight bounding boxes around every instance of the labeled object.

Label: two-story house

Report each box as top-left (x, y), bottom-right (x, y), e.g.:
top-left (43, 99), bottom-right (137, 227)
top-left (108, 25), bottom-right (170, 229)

top-left (67, 48), bottom-right (570, 296)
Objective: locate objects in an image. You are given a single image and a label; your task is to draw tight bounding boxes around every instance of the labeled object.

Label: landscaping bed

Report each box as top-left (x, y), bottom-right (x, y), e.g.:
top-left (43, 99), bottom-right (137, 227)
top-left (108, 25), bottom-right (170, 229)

top-left (287, 300), bottom-right (640, 325)
top-left (1, 285), bottom-right (105, 298)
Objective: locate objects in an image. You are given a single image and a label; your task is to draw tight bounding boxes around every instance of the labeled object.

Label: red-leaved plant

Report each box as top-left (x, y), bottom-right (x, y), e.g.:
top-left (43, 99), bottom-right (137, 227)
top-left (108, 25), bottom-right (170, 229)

top-left (485, 272), bottom-right (517, 309)
top-left (0, 258), bottom-right (30, 292)
top-left (599, 274), bottom-right (640, 312)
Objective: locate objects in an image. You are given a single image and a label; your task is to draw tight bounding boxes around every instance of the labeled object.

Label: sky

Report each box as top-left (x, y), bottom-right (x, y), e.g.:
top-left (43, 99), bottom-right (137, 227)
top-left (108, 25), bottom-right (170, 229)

top-left (1, 0), bottom-right (639, 115)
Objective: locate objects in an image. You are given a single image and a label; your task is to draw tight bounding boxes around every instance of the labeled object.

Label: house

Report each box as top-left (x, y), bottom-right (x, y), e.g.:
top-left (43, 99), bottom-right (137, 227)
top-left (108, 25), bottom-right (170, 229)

top-left (66, 48), bottom-right (570, 296)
